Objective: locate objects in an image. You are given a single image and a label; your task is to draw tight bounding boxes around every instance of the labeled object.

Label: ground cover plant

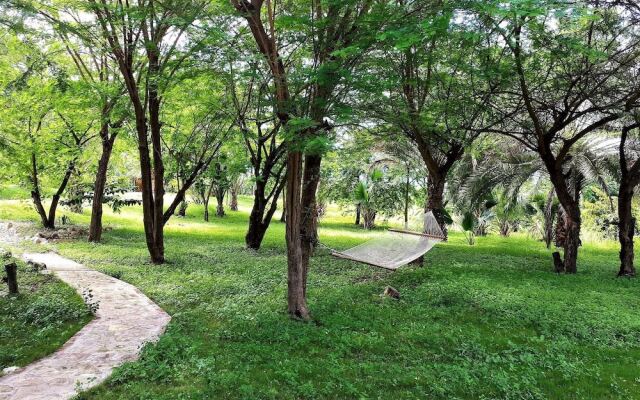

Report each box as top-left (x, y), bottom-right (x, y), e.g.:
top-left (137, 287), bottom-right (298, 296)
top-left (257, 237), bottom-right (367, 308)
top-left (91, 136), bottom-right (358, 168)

top-left (1, 0), bottom-right (640, 398)
top-left (0, 253), bottom-right (92, 370)
top-left (1, 197), bottom-right (639, 399)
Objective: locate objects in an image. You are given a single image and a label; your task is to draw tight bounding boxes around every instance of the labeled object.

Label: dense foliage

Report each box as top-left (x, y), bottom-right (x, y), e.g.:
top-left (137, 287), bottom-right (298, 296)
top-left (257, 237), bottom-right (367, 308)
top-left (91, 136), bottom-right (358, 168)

top-left (0, 1), bottom-right (639, 395)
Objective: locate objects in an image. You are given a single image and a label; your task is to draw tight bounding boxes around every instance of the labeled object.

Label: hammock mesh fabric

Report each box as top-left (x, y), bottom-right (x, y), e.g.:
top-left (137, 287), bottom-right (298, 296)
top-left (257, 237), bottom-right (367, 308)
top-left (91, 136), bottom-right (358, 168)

top-left (331, 211), bottom-right (445, 270)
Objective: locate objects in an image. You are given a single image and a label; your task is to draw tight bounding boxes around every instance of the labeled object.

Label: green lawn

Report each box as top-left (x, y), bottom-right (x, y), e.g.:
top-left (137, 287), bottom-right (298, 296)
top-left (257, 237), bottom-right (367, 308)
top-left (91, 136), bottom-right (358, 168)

top-left (1, 197), bottom-right (639, 399)
top-left (0, 256), bottom-right (92, 370)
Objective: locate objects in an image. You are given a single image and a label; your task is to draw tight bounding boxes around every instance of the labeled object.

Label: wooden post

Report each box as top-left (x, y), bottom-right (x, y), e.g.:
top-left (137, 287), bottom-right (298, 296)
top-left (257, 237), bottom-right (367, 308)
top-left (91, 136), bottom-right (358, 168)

top-left (4, 262), bottom-right (18, 294)
top-left (552, 252), bottom-right (564, 273)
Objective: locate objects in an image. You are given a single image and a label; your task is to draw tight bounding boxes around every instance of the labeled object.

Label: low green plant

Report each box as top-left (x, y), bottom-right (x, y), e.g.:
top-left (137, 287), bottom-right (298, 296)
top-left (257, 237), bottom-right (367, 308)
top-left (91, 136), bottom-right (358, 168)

top-left (0, 259), bottom-right (92, 369)
top-left (461, 211), bottom-right (477, 245)
top-left (2, 198), bottom-right (639, 399)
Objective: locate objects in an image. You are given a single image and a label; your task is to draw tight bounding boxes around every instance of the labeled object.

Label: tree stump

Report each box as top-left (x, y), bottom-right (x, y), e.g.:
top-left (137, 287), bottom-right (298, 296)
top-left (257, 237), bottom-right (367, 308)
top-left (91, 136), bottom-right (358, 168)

top-left (552, 252), bottom-right (564, 273)
top-left (383, 286), bottom-right (400, 299)
top-left (4, 262), bottom-right (18, 294)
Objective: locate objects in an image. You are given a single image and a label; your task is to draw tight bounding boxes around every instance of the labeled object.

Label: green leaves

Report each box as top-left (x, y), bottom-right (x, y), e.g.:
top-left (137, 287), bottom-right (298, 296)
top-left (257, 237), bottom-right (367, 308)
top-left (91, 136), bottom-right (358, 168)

top-left (461, 211), bottom-right (478, 232)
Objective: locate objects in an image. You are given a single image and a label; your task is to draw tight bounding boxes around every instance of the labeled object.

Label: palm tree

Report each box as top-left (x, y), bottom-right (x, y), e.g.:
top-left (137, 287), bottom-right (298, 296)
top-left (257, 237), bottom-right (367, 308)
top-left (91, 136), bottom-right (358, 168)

top-left (353, 169), bottom-right (383, 230)
top-left (452, 137), bottom-right (618, 261)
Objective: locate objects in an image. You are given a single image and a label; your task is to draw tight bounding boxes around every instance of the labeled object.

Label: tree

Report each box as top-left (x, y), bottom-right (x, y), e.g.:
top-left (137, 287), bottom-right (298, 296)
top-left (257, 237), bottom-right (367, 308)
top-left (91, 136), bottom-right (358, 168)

top-left (230, 61), bottom-right (286, 249)
top-left (0, 34), bottom-right (95, 229)
top-left (5, 0), bottom-right (132, 241)
top-left (617, 117), bottom-right (640, 276)
top-left (230, 0), bottom-right (389, 319)
top-left (483, 0), bottom-right (640, 272)
top-left (353, 166), bottom-right (406, 229)
top-left (456, 138), bottom-right (619, 256)
top-left (88, 0), bottom-right (217, 263)
top-left (162, 73), bottom-right (234, 220)
top-left (55, 19), bottom-right (127, 242)
top-left (319, 131), bottom-right (378, 226)
top-left (361, 1), bottom-right (509, 239)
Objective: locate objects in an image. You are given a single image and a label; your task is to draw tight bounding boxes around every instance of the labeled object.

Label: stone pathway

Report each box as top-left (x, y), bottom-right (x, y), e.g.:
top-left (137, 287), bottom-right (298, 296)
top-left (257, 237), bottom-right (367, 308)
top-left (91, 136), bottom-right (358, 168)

top-left (0, 232), bottom-right (171, 399)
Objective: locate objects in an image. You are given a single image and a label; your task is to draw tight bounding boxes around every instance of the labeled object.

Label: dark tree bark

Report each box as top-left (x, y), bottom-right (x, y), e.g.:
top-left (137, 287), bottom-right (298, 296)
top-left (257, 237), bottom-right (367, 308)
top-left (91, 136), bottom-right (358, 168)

top-left (543, 188), bottom-right (556, 248)
top-left (404, 170), bottom-right (410, 229)
top-left (89, 120), bottom-right (117, 242)
top-left (285, 150), bottom-right (309, 319)
top-left (279, 186), bottom-right (287, 223)
top-left (30, 151), bottom-right (52, 229)
top-left (245, 175), bottom-right (285, 249)
top-left (4, 262), bottom-right (18, 295)
top-left (618, 122), bottom-right (640, 276)
top-left (563, 213), bottom-right (581, 274)
top-left (30, 152), bottom-right (77, 230)
top-left (215, 188), bottom-right (225, 217)
top-left (425, 173), bottom-right (449, 239)
top-left (231, 61), bottom-right (287, 249)
top-left (362, 208), bottom-right (376, 230)
top-left (552, 252), bottom-right (564, 273)
top-left (355, 203), bottom-right (361, 225)
top-left (230, 187), bottom-right (239, 211)
top-left (301, 154), bottom-right (322, 267)
top-left (178, 201), bottom-right (188, 217)
top-left (618, 193), bottom-right (636, 276)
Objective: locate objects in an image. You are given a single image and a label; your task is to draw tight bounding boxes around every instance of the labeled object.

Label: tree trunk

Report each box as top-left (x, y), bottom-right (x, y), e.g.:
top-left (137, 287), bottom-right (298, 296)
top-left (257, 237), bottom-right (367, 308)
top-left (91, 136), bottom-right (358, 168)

top-left (363, 208), bottom-right (376, 230)
top-left (216, 189), bottom-right (225, 217)
top-left (245, 176), bottom-right (284, 250)
top-left (404, 170), bottom-right (410, 229)
top-left (555, 207), bottom-right (567, 248)
top-left (89, 130), bottom-right (115, 242)
top-left (230, 0), bottom-right (310, 319)
top-left (552, 251), bottom-right (564, 273)
top-left (145, 46), bottom-right (165, 264)
top-left (246, 222), bottom-right (268, 249)
top-left (47, 158), bottom-right (77, 229)
top-left (246, 179), bottom-right (267, 249)
top-left (246, 181), bottom-right (267, 249)
top-left (426, 175), bottom-right (448, 239)
top-left (30, 153), bottom-right (54, 229)
top-left (31, 190), bottom-right (52, 229)
top-left (230, 187), bottom-right (238, 211)
top-left (563, 209), bottom-right (581, 274)
top-left (618, 184), bottom-right (636, 276)
top-left (300, 154), bottom-right (322, 294)
top-left (286, 151), bottom-right (310, 320)
top-left (131, 94), bottom-right (161, 263)
top-left (355, 203), bottom-right (361, 225)
top-left (280, 187), bottom-right (286, 223)
top-left (563, 221), bottom-right (580, 274)
top-left (499, 221), bottom-right (510, 237)
top-left (543, 188), bottom-right (555, 248)
top-left (178, 200), bottom-right (188, 217)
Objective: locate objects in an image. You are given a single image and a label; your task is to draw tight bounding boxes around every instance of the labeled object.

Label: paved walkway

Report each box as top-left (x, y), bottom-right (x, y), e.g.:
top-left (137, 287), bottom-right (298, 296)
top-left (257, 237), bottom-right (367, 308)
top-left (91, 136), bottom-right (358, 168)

top-left (0, 247), bottom-right (171, 399)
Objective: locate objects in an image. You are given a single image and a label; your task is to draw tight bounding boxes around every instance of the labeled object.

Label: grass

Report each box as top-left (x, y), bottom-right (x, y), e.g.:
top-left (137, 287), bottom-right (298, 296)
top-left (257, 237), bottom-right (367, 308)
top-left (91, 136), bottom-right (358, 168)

top-left (0, 256), bottom-right (92, 370)
top-left (1, 196), bottom-right (639, 399)
top-left (0, 185), bottom-right (30, 200)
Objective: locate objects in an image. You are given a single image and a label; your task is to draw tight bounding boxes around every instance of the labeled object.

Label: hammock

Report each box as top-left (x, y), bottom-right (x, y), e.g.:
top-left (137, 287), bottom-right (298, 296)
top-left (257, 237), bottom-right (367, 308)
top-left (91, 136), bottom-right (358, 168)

top-left (330, 211), bottom-right (445, 270)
